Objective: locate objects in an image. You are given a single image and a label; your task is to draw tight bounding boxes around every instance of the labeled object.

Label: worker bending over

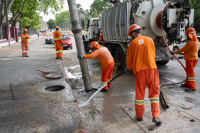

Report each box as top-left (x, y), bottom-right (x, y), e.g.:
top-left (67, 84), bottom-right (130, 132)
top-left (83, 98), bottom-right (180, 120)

top-left (21, 28), bottom-right (30, 57)
top-left (77, 41), bottom-right (115, 92)
top-left (54, 26), bottom-right (63, 60)
top-left (126, 24), bottom-right (162, 125)
top-left (170, 27), bottom-right (199, 91)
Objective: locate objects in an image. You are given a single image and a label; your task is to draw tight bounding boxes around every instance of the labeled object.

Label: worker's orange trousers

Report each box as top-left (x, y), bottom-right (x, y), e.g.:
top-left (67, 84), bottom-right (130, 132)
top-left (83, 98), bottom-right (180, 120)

top-left (135, 69), bottom-right (160, 118)
top-left (55, 41), bottom-right (63, 58)
top-left (102, 61), bottom-right (115, 90)
top-left (21, 43), bottom-right (29, 56)
top-left (184, 60), bottom-right (198, 89)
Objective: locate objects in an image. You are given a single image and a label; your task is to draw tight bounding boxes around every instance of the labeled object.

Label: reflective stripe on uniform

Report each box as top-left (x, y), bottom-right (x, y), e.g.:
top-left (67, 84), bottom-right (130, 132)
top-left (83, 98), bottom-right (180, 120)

top-left (102, 82), bottom-right (107, 85)
top-left (22, 51), bottom-right (25, 52)
top-left (135, 99), bottom-right (144, 105)
top-left (54, 38), bottom-right (59, 40)
top-left (56, 51), bottom-right (63, 53)
top-left (22, 39), bottom-right (28, 41)
top-left (190, 31), bottom-right (196, 33)
top-left (25, 51), bottom-right (28, 52)
top-left (54, 36), bottom-right (62, 40)
top-left (188, 77), bottom-right (195, 81)
top-left (149, 97), bottom-right (159, 103)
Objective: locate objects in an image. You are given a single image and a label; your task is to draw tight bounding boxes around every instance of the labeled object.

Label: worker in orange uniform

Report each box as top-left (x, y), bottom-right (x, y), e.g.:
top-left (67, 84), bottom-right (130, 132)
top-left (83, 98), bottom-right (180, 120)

top-left (170, 27), bottom-right (199, 91)
top-left (54, 26), bottom-right (63, 60)
top-left (21, 28), bottom-right (30, 57)
top-left (126, 24), bottom-right (162, 125)
top-left (77, 41), bottom-right (115, 92)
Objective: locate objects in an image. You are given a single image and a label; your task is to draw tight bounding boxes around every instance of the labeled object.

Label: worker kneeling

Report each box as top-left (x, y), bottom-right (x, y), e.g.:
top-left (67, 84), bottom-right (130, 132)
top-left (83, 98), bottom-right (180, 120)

top-left (126, 24), bottom-right (162, 125)
top-left (77, 41), bottom-right (115, 92)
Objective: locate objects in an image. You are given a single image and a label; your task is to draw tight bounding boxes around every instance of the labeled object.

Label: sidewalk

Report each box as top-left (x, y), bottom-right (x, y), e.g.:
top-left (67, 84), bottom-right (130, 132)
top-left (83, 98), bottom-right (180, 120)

top-left (0, 36), bottom-right (82, 133)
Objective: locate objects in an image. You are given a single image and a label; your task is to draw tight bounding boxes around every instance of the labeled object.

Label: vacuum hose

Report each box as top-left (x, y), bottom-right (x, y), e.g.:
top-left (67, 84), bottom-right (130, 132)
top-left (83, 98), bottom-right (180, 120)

top-left (161, 25), bottom-right (187, 85)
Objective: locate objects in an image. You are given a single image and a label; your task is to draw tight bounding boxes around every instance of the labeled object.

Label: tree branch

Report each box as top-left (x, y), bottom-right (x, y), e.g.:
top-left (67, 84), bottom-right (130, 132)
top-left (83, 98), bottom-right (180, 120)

top-left (9, 0), bottom-right (27, 25)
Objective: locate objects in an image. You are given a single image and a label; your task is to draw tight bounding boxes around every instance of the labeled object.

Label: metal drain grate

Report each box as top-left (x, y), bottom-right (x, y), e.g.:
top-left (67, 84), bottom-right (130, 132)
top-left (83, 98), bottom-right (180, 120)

top-left (45, 85), bottom-right (65, 92)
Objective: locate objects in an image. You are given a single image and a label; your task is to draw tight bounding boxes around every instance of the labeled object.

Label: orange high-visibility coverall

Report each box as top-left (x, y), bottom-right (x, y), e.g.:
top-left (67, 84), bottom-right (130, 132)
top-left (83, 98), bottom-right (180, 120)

top-left (54, 31), bottom-right (63, 58)
top-left (21, 33), bottom-right (30, 56)
top-left (174, 40), bottom-right (199, 89)
top-left (126, 36), bottom-right (160, 118)
top-left (84, 46), bottom-right (115, 90)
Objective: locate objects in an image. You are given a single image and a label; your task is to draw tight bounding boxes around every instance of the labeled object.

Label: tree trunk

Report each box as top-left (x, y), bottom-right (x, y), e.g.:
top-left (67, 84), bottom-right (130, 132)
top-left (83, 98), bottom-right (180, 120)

top-left (67, 0), bottom-right (92, 92)
top-left (5, 0), bottom-right (10, 46)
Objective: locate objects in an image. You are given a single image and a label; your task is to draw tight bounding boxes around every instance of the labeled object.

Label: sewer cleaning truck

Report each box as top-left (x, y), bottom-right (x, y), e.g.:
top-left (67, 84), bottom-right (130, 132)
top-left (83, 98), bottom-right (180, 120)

top-left (82, 0), bottom-right (194, 69)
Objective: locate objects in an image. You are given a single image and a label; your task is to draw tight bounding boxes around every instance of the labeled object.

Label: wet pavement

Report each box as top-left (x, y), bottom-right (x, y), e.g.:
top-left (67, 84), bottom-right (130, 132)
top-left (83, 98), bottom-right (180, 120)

top-left (63, 38), bottom-right (200, 133)
top-left (0, 35), bottom-right (200, 133)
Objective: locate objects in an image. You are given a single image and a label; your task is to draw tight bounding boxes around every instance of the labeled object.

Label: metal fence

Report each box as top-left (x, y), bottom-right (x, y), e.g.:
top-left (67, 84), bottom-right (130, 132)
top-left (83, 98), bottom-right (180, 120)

top-left (0, 26), bottom-right (37, 40)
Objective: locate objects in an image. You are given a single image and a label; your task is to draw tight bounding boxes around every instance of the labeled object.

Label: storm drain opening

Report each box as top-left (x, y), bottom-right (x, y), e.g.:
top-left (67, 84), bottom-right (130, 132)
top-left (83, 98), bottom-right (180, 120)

top-left (45, 85), bottom-right (65, 92)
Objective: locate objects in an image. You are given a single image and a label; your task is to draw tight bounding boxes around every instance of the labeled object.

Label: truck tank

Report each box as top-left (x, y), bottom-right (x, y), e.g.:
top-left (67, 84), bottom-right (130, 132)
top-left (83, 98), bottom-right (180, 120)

top-left (99, 0), bottom-right (194, 68)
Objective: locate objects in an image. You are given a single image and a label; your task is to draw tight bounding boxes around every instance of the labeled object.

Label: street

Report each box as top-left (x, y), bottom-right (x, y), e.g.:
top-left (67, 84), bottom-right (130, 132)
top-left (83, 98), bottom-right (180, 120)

top-left (0, 36), bottom-right (200, 133)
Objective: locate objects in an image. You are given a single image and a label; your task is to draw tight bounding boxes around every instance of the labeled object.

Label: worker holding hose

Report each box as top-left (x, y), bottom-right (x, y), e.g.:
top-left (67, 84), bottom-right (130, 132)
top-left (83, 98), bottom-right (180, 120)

top-left (126, 24), bottom-right (162, 125)
top-left (170, 27), bottom-right (199, 91)
top-left (77, 41), bottom-right (115, 92)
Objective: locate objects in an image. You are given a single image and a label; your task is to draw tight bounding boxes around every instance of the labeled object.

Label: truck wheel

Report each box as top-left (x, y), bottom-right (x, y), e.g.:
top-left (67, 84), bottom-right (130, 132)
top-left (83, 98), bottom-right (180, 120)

top-left (105, 44), bottom-right (115, 57)
top-left (156, 60), bottom-right (169, 66)
top-left (162, 60), bottom-right (169, 65)
top-left (83, 41), bottom-right (89, 53)
top-left (115, 46), bottom-right (126, 69)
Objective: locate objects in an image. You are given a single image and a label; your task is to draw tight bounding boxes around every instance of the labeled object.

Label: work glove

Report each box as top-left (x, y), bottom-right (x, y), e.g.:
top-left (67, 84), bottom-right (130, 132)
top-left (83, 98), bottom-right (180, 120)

top-left (125, 68), bottom-right (131, 74)
top-left (62, 43), bottom-right (63, 45)
top-left (77, 53), bottom-right (83, 59)
top-left (170, 51), bottom-right (174, 55)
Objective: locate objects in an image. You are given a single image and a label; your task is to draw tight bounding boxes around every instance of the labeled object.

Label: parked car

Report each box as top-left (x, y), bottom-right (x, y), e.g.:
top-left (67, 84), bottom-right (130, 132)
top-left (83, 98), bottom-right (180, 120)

top-left (173, 36), bottom-right (200, 57)
top-left (62, 35), bottom-right (72, 50)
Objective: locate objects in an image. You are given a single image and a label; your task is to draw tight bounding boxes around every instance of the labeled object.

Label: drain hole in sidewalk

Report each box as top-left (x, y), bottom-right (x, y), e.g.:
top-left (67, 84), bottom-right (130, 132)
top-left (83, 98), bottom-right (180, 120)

top-left (74, 100), bottom-right (77, 102)
top-left (45, 85), bottom-right (65, 92)
top-left (190, 119), bottom-right (195, 122)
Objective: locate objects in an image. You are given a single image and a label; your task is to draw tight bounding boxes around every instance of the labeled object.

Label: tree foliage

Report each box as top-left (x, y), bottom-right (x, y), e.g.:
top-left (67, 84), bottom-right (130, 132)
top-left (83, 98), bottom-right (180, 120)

top-left (55, 11), bottom-right (70, 29)
top-left (0, 0), bottom-right (65, 31)
top-left (89, 0), bottom-right (112, 17)
top-left (47, 19), bottom-right (56, 29)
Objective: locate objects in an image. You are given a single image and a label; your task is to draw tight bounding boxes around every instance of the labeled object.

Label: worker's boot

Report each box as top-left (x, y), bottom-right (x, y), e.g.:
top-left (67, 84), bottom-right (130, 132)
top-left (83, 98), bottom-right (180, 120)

top-left (185, 88), bottom-right (196, 91)
top-left (101, 88), bottom-right (108, 92)
top-left (152, 117), bottom-right (162, 125)
top-left (56, 57), bottom-right (59, 59)
top-left (25, 55), bottom-right (29, 57)
top-left (136, 117), bottom-right (143, 121)
top-left (59, 57), bottom-right (63, 60)
top-left (181, 84), bottom-right (188, 87)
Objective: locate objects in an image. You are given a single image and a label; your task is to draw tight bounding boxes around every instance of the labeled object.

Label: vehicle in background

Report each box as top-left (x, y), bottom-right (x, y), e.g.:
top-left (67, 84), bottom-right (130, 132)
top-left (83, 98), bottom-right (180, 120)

top-left (173, 36), bottom-right (200, 57)
top-left (62, 35), bottom-right (72, 50)
top-left (45, 39), bottom-right (54, 44)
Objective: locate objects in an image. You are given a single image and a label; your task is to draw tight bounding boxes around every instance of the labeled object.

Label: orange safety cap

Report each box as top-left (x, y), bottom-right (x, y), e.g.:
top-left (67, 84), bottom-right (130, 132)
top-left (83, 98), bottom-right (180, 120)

top-left (91, 41), bottom-right (101, 50)
top-left (127, 24), bottom-right (141, 36)
top-left (55, 26), bottom-right (59, 28)
top-left (185, 27), bottom-right (197, 41)
top-left (23, 28), bottom-right (27, 32)
top-left (95, 15), bottom-right (98, 17)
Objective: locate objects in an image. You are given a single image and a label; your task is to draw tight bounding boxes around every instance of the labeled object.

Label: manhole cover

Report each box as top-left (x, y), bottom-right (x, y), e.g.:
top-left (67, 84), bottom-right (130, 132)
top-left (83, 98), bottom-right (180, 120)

top-left (45, 85), bottom-right (65, 91)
